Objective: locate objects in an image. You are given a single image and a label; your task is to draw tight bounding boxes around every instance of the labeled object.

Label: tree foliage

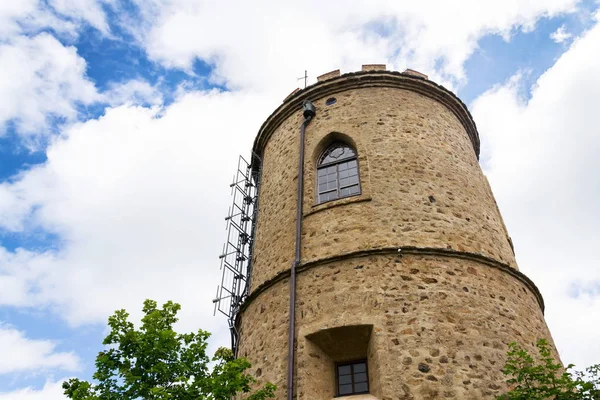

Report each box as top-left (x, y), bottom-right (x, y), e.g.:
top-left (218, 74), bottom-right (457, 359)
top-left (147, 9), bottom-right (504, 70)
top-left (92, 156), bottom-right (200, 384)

top-left (498, 338), bottom-right (600, 400)
top-left (63, 300), bottom-right (275, 400)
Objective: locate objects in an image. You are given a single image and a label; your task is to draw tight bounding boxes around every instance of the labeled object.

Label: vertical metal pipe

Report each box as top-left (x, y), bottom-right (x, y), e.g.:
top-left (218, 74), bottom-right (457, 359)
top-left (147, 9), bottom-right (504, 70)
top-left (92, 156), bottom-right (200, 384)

top-left (287, 110), bottom-right (313, 400)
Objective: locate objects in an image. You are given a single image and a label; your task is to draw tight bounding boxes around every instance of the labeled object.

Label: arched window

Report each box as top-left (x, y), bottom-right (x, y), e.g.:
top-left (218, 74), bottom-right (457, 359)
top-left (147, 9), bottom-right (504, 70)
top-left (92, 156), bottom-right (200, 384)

top-left (317, 142), bottom-right (360, 203)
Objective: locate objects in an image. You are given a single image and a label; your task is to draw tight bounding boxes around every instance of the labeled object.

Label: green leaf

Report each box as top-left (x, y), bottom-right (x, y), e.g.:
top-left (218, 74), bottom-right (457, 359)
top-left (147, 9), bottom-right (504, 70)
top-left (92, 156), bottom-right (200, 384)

top-left (63, 299), bottom-right (275, 400)
top-left (497, 339), bottom-right (600, 400)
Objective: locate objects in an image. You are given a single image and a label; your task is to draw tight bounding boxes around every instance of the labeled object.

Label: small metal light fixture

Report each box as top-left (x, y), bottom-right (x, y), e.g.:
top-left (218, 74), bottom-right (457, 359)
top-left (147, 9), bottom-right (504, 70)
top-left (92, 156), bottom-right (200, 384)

top-left (302, 100), bottom-right (316, 119)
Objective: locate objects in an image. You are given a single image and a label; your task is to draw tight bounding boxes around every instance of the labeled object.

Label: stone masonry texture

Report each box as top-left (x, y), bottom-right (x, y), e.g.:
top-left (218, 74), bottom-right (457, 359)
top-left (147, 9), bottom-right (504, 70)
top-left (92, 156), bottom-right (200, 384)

top-left (237, 70), bottom-right (558, 399)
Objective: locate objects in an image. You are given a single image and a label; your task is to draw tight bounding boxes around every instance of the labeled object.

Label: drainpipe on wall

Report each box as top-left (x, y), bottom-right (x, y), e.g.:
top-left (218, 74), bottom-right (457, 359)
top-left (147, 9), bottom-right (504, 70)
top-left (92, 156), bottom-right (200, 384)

top-left (287, 100), bottom-right (316, 400)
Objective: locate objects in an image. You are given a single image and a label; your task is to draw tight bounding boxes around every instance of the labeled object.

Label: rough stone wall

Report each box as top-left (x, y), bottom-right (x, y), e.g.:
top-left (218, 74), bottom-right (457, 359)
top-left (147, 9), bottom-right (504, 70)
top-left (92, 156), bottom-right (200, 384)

top-left (250, 109), bottom-right (302, 292)
top-left (238, 254), bottom-right (557, 400)
top-left (250, 85), bottom-right (517, 294)
top-left (238, 74), bottom-right (557, 400)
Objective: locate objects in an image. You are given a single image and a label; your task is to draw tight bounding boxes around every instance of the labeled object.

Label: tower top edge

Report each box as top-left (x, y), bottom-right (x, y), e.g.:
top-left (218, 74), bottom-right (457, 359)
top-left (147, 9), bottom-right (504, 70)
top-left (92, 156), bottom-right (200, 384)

top-left (251, 68), bottom-right (480, 164)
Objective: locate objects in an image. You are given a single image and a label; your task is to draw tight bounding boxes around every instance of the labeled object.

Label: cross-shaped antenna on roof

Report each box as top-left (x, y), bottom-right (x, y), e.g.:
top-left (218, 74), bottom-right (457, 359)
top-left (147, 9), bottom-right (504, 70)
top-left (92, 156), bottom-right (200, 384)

top-left (297, 70), bottom-right (308, 88)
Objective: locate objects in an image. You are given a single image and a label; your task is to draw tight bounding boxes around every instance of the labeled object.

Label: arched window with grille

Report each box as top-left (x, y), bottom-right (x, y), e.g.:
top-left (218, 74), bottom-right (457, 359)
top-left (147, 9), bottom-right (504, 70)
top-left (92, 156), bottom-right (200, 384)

top-left (317, 142), bottom-right (361, 203)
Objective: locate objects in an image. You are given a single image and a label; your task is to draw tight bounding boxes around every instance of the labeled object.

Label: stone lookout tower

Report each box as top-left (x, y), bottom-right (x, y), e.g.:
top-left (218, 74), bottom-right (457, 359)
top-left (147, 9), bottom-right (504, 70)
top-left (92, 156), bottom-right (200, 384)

top-left (224, 65), bottom-right (558, 399)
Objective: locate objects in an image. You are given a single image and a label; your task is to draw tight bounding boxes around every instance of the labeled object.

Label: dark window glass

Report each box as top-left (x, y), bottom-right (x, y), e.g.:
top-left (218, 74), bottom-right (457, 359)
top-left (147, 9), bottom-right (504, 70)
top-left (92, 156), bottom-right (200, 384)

top-left (354, 372), bottom-right (367, 382)
top-left (339, 384), bottom-right (353, 395)
top-left (353, 362), bottom-right (366, 373)
top-left (317, 142), bottom-right (360, 204)
top-left (326, 97), bottom-right (337, 106)
top-left (354, 382), bottom-right (368, 392)
top-left (336, 360), bottom-right (369, 396)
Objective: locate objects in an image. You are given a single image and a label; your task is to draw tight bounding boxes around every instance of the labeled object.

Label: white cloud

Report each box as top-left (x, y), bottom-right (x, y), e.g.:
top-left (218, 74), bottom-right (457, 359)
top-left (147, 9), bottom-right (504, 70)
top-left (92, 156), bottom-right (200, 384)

top-left (0, 379), bottom-right (69, 400)
top-left (0, 0), bottom-right (111, 39)
top-left (472, 19), bottom-right (600, 368)
top-left (0, 324), bottom-right (79, 374)
top-left (551, 24), bottom-right (573, 42)
top-left (0, 0), bottom-right (121, 143)
top-left (0, 89), bottom-right (275, 346)
top-left (102, 79), bottom-right (163, 106)
top-left (0, 0), bottom-right (585, 142)
top-left (0, 33), bottom-right (161, 144)
top-left (47, 0), bottom-right (111, 35)
top-left (132, 0), bottom-right (580, 90)
top-left (0, 185), bottom-right (35, 232)
top-left (0, 34), bottom-right (100, 142)
top-left (0, 0), bottom-right (75, 38)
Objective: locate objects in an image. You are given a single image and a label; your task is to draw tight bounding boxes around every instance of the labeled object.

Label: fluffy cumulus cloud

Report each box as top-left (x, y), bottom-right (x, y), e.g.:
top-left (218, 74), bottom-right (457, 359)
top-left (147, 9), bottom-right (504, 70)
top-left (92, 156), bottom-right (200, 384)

top-left (0, 0), bottom-right (583, 141)
top-left (46, 0), bottom-right (112, 34)
top-left (0, 0), bottom-right (161, 142)
top-left (0, 0), bottom-right (71, 38)
top-left (0, 34), bottom-right (99, 140)
top-left (0, 379), bottom-right (70, 400)
top-left (0, 89), bottom-right (271, 339)
top-left (135, 0), bottom-right (580, 90)
top-left (551, 24), bottom-right (573, 42)
top-left (102, 79), bottom-right (164, 107)
top-left (472, 19), bottom-right (600, 368)
top-left (0, 31), bottom-right (162, 142)
top-left (0, 0), bottom-right (111, 38)
top-left (0, 324), bottom-right (79, 374)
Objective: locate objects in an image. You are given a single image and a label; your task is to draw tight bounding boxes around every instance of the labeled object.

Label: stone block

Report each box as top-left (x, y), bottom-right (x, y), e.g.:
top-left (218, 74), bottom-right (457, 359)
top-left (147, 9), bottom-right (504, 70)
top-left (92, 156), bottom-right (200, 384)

top-left (403, 68), bottom-right (428, 79)
top-left (362, 64), bottom-right (386, 72)
top-left (317, 69), bottom-right (341, 82)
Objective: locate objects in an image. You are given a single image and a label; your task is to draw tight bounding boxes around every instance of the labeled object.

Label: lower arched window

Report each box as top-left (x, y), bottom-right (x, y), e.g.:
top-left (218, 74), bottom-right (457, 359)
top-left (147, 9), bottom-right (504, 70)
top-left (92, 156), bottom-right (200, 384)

top-left (317, 142), bottom-right (360, 203)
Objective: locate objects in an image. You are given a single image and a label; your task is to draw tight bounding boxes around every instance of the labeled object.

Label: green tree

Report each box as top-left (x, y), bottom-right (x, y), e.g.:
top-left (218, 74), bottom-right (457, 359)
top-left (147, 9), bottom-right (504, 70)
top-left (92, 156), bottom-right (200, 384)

top-left (498, 339), bottom-right (600, 400)
top-left (63, 299), bottom-right (275, 400)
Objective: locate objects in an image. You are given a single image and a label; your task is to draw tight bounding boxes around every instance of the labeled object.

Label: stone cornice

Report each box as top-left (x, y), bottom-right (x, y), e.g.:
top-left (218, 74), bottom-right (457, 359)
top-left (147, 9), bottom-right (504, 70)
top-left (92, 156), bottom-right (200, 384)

top-left (251, 71), bottom-right (481, 166)
top-left (238, 247), bottom-right (545, 319)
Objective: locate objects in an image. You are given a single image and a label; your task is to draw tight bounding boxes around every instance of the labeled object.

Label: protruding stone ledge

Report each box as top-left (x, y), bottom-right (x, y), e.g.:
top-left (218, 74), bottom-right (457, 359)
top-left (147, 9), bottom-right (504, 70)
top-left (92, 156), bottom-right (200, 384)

top-left (239, 246), bottom-right (545, 316)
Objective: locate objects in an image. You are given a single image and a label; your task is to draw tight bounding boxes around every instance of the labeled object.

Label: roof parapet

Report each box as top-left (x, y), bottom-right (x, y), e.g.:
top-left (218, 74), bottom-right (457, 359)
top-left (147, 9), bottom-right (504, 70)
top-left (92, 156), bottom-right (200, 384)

top-left (362, 64), bottom-right (386, 72)
top-left (283, 88), bottom-right (300, 103)
top-left (403, 69), bottom-right (428, 79)
top-left (317, 69), bottom-right (341, 82)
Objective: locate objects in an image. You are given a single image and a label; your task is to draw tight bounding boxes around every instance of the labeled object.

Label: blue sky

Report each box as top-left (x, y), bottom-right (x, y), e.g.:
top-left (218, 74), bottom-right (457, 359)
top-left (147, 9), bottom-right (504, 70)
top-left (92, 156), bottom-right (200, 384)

top-left (1, 0), bottom-right (600, 398)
